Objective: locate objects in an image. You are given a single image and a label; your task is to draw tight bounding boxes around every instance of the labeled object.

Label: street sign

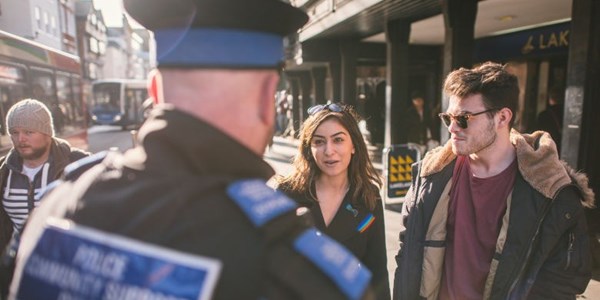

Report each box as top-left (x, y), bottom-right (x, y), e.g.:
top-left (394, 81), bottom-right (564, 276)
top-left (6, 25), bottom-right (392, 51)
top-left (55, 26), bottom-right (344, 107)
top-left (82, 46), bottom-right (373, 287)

top-left (383, 144), bottom-right (422, 202)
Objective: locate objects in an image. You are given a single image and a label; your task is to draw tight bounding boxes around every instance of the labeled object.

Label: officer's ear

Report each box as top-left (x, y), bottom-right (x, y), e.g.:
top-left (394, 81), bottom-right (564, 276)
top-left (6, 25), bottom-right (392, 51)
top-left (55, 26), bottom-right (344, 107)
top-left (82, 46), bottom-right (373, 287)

top-left (258, 71), bottom-right (279, 126)
top-left (147, 69), bottom-right (163, 105)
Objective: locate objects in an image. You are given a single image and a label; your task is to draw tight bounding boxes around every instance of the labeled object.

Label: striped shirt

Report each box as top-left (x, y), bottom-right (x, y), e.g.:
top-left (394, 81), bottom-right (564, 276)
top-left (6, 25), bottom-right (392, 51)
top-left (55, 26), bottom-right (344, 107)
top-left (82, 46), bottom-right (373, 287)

top-left (2, 163), bottom-right (50, 232)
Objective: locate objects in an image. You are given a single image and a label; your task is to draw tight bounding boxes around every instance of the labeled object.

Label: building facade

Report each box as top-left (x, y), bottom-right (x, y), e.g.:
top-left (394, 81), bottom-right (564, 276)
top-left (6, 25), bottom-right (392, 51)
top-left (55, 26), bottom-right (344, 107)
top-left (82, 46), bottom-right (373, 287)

top-left (0, 0), bottom-right (62, 50)
top-left (102, 15), bottom-right (151, 80)
top-left (58, 0), bottom-right (77, 54)
top-left (75, 0), bottom-right (107, 81)
top-left (74, 0), bottom-right (106, 101)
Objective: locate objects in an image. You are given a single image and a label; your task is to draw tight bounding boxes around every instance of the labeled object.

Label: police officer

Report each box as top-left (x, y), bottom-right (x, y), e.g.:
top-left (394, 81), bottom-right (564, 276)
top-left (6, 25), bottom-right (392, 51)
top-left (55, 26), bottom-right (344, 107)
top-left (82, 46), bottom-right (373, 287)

top-left (9, 1), bottom-right (374, 299)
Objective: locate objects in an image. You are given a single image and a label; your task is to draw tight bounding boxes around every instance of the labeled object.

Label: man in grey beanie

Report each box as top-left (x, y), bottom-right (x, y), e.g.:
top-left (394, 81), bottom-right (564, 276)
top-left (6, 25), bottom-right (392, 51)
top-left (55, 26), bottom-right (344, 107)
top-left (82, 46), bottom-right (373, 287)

top-left (0, 99), bottom-right (89, 275)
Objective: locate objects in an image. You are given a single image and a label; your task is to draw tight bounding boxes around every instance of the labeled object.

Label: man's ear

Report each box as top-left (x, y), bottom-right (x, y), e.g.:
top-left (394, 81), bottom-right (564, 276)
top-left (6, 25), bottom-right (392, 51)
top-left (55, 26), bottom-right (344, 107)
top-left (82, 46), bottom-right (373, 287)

top-left (147, 69), bottom-right (163, 105)
top-left (258, 72), bottom-right (279, 125)
top-left (498, 107), bottom-right (513, 128)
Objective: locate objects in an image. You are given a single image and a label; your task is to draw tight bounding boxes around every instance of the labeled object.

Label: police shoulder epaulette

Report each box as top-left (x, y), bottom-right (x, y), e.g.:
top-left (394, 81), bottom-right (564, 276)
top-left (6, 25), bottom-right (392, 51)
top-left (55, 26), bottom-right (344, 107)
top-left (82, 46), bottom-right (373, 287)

top-left (226, 179), bottom-right (297, 227)
top-left (293, 228), bottom-right (372, 300)
top-left (63, 150), bottom-right (109, 181)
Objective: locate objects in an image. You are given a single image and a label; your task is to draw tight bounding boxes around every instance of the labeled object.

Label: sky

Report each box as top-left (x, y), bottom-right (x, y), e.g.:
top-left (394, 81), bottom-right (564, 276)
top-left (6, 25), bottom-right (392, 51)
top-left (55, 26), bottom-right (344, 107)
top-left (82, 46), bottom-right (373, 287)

top-left (93, 0), bottom-right (142, 28)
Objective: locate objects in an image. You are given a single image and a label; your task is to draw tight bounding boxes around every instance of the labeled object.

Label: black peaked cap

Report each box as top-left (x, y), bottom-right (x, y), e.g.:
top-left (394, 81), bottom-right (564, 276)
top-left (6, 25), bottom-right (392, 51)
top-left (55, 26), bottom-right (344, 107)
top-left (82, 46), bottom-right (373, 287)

top-left (123, 0), bottom-right (309, 36)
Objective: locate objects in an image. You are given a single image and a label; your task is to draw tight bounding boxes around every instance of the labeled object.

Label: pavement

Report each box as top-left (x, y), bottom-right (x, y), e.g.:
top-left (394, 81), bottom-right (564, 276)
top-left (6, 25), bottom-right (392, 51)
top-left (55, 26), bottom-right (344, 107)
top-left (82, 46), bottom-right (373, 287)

top-left (581, 274), bottom-right (600, 299)
top-left (267, 134), bottom-right (600, 299)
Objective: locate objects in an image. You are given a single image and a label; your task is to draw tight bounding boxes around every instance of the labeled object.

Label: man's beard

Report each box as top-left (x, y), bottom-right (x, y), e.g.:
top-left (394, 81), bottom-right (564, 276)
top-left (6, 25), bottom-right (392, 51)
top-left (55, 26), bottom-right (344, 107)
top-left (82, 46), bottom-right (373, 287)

top-left (453, 118), bottom-right (497, 156)
top-left (18, 144), bottom-right (50, 161)
top-left (470, 130), bottom-right (497, 155)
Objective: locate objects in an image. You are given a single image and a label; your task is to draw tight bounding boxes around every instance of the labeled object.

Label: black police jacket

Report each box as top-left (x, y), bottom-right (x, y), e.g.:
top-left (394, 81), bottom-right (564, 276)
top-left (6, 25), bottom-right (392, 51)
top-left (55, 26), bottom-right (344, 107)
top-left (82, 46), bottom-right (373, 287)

top-left (9, 107), bottom-right (375, 300)
top-left (280, 185), bottom-right (390, 300)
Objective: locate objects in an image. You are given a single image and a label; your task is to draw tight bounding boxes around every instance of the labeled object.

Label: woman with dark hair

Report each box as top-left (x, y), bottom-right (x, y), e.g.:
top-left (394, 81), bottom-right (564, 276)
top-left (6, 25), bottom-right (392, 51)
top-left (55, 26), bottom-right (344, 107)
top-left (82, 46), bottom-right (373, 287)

top-left (277, 103), bottom-right (390, 300)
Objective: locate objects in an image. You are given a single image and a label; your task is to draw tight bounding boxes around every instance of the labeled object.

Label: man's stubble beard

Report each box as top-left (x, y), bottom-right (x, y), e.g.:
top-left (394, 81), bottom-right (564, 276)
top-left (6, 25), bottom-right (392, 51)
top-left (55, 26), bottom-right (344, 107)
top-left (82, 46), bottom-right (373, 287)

top-left (18, 144), bottom-right (50, 161)
top-left (453, 119), bottom-right (497, 156)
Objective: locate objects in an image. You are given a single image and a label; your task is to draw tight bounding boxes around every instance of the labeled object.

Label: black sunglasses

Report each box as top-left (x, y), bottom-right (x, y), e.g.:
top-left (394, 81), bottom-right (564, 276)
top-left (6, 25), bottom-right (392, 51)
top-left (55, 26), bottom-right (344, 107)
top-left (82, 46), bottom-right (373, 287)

top-left (438, 108), bottom-right (497, 129)
top-left (307, 103), bottom-right (345, 115)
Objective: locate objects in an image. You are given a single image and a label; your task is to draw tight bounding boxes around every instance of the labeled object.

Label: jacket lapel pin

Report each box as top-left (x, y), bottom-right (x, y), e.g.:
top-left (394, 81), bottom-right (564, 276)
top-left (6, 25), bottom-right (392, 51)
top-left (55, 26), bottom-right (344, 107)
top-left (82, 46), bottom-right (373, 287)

top-left (345, 203), bottom-right (358, 217)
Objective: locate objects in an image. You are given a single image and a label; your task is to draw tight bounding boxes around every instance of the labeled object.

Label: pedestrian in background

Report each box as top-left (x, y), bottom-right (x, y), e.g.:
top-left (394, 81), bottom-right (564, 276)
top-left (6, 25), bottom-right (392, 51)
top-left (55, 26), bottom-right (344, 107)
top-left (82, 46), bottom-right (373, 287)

top-left (401, 91), bottom-right (437, 154)
top-left (0, 99), bottom-right (89, 293)
top-left (536, 86), bottom-right (565, 153)
top-left (276, 90), bottom-right (290, 136)
top-left (393, 62), bottom-right (593, 299)
top-left (8, 1), bottom-right (374, 300)
top-left (277, 103), bottom-right (390, 300)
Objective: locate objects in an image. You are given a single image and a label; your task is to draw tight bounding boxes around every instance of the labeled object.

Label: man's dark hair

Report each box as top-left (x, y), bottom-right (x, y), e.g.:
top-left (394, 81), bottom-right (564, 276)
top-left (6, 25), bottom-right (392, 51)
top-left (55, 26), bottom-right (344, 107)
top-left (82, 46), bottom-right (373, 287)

top-left (411, 90), bottom-right (424, 100)
top-left (443, 61), bottom-right (519, 127)
top-left (548, 86), bottom-right (565, 104)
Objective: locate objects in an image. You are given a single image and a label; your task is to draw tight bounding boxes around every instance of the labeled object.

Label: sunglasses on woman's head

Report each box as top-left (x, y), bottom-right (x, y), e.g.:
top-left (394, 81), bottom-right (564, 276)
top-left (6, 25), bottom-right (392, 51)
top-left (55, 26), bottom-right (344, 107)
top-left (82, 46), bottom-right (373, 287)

top-left (307, 103), bottom-right (345, 115)
top-left (438, 108), bottom-right (497, 129)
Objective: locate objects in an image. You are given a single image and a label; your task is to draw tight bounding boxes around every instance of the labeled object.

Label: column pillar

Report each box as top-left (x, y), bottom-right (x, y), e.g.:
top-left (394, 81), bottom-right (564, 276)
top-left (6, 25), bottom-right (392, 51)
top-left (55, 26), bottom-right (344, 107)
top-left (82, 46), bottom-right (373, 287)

top-left (564, 0), bottom-right (600, 266)
top-left (340, 40), bottom-right (358, 107)
top-left (312, 66), bottom-right (327, 105)
top-left (384, 20), bottom-right (411, 146)
top-left (439, 0), bottom-right (478, 143)
top-left (288, 77), bottom-right (302, 137)
top-left (563, 0), bottom-right (600, 172)
top-left (288, 70), bottom-right (313, 125)
top-left (564, 0), bottom-right (600, 229)
top-left (330, 59), bottom-right (341, 102)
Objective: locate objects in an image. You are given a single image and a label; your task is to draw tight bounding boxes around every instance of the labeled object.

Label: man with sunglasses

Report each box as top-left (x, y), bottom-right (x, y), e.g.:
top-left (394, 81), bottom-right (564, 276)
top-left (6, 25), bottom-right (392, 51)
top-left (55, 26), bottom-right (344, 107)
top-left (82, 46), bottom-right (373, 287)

top-left (393, 62), bottom-right (593, 300)
top-left (8, 1), bottom-right (374, 299)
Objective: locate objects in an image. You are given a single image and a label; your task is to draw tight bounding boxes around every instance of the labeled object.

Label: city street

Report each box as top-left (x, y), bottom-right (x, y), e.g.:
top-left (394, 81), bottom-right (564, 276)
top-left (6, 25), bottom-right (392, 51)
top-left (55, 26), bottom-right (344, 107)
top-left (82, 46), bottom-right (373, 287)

top-left (88, 125), bottom-right (138, 153)
top-left (0, 0), bottom-right (596, 297)
top-left (88, 126), bottom-right (598, 298)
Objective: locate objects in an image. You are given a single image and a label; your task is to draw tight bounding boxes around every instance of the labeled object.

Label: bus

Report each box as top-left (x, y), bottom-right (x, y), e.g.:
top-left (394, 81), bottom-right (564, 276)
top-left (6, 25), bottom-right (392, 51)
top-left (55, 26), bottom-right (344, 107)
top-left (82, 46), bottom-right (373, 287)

top-left (90, 79), bottom-right (147, 130)
top-left (0, 30), bottom-right (88, 154)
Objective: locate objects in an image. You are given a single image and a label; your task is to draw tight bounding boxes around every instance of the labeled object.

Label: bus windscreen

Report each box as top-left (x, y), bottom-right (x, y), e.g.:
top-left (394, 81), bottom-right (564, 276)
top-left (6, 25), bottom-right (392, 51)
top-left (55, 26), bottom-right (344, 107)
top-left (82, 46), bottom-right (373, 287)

top-left (91, 83), bottom-right (121, 125)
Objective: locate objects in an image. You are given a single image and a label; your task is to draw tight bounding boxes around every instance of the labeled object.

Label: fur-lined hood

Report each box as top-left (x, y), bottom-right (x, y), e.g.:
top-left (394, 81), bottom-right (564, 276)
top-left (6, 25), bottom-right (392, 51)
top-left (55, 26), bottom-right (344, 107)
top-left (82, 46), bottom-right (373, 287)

top-left (420, 130), bottom-right (595, 208)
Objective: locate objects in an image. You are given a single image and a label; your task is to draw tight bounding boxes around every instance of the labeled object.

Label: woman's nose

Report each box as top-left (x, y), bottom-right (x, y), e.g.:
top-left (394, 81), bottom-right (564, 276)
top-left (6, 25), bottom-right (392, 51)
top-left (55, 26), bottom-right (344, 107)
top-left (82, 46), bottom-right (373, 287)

top-left (324, 141), bottom-right (334, 155)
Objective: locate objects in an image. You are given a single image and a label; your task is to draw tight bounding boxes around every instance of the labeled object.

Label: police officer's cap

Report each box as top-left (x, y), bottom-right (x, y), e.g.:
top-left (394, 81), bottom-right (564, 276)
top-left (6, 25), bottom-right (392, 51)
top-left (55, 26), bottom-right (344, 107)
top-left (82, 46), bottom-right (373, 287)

top-left (124, 0), bottom-right (308, 69)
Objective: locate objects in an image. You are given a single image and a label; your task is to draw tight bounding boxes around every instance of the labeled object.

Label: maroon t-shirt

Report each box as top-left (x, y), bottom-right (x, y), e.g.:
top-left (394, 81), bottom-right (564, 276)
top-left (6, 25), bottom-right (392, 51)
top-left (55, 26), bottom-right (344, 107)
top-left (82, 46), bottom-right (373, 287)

top-left (439, 155), bottom-right (517, 300)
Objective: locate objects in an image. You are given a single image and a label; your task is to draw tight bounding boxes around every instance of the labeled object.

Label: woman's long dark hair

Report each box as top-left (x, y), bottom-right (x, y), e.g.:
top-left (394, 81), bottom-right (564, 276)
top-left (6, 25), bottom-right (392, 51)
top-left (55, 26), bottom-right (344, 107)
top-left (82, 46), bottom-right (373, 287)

top-left (277, 104), bottom-right (382, 211)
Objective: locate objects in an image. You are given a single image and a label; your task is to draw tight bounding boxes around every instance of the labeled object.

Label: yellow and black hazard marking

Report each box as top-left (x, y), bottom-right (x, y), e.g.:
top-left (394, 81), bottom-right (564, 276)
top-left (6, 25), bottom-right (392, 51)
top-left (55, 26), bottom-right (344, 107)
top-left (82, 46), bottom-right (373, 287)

top-left (389, 155), bottom-right (414, 183)
top-left (384, 144), bottom-right (421, 199)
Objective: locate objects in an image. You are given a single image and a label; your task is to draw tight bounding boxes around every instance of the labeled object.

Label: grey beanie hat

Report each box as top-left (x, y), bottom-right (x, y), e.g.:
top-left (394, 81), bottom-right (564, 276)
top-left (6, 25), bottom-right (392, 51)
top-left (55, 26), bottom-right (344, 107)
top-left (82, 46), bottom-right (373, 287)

top-left (6, 99), bottom-right (55, 136)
